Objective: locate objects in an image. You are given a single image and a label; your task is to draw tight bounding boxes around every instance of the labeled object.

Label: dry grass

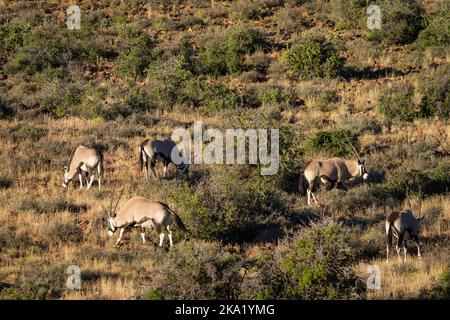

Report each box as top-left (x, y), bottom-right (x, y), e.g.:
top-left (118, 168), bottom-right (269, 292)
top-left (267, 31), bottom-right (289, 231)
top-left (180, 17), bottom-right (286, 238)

top-left (357, 256), bottom-right (448, 299)
top-left (0, 0), bottom-right (449, 300)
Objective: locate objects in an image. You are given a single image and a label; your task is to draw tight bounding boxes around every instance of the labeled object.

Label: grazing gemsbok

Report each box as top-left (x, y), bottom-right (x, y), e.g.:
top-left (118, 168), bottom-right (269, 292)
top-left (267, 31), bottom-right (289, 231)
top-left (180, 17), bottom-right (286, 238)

top-left (107, 190), bottom-right (187, 247)
top-left (62, 145), bottom-right (104, 190)
top-left (299, 157), bottom-right (368, 206)
top-left (139, 138), bottom-right (189, 179)
top-left (385, 209), bottom-right (424, 262)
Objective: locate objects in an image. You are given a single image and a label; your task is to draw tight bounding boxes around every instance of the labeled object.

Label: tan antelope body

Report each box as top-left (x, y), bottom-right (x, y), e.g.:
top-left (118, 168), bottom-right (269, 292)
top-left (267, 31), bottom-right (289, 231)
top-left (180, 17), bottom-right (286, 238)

top-left (386, 209), bottom-right (423, 262)
top-left (299, 157), bottom-right (368, 206)
top-left (63, 145), bottom-right (104, 189)
top-left (139, 139), bottom-right (189, 179)
top-left (107, 196), bottom-right (187, 247)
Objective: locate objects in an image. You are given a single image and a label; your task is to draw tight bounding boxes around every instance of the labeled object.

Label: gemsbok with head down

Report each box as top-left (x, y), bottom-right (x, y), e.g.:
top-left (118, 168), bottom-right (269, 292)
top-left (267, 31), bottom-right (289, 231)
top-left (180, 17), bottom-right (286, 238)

top-left (139, 138), bottom-right (189, 179)
top-left (299, 137), bottom-right (368, 206)
top-left (299, 157), bottom-right (368, 206)
top-left (385, 209), bottom-right (424, 262)
top-left (62, 145), bottom-right (104, 190)
top-left (106, 188), bottom-right (187, 247)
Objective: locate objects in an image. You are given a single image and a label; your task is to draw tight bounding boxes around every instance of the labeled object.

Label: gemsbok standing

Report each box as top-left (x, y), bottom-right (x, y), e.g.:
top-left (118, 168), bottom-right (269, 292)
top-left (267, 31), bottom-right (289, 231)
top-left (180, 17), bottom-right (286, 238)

top-left (139, 138), bottom-right (189, 179)
top-left (299, 157), bottom-right (368, 206)
top-left (107, 192), bottom-right (187, 247)
top-left (62, 145), bottom-right (104, 190)
top-left (385, 209), bottom-right (424, 262)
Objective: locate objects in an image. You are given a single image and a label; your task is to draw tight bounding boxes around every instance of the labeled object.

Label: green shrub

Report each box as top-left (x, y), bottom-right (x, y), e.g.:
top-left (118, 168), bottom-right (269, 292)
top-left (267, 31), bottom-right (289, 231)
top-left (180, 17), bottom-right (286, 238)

top-left (283, 35), bottom-right (344, 80)
top-left (378, 84), bottom-right (416, 121)
top-left (200, 26), bottom-right (267, 76)
top-left (367, 0), bottom-right (423, 45)
top-left (0, 23), bottom-right (31, 55)
top-left (279, 220), bottom-right (364, 299)
top-left (314, 90), bottom-right (340, 112)
top-left (416, 2), bottom-right (450, 49)
top-left (177, 36), bottom-right (199, 75)
top-left (387, 162), bottom-right (450, 197)
top-left (258, 86), bottom-right (284, 106)
top-left (37, 81), bottom-right (83, 117)
top-left (149, 56), bottom-right (200, 109)
top-left (167, 165), bottom-right (287, 242)
top-left (421, 268), bottom-right (450, 299)
top-left (328, 0), bottom-right (367, 30)
top-left (76, 84), bottom-right (107, 119)
top-left (417, 65), bottom-right (449, 119)
top-left (202, 82), bottom-right (242, 111)
top-left (124, 85), bottom-right (156, 113)
top-left (116, 26), bottom-right (155, 79)
top-left (147, 240), bottom-right (243, 299)
top-left (308, 129), bottom-right (359, 157)
top-left (6, 25), bottom-right (69, 75)
top-left (167, 183), bottom-right (216, 240)
top-left (5, 24), bottom-right (106, 76)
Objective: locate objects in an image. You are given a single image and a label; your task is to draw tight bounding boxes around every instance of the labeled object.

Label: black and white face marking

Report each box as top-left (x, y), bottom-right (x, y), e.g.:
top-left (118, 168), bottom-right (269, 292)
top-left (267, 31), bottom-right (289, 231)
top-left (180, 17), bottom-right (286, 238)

top-left (358, 160), bottom-right (368, 180)
top-left (107, 217), bottom-right (116, 237)
top-left (62, 166), bottom-right (70, 187)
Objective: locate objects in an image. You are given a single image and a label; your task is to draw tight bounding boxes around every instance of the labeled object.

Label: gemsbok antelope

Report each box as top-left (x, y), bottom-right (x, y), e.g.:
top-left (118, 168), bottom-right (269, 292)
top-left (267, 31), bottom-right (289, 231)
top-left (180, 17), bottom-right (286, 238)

top-left (62, 145), bottom-right (104, 190)
top-left (299, 157), bottom-right (368, 206)
top-left (385, 209), bottom-right (424, 262)
top-left (139, 138), bottom-right (189, 179)
top-left (107, 192), bottom-right (187, 247)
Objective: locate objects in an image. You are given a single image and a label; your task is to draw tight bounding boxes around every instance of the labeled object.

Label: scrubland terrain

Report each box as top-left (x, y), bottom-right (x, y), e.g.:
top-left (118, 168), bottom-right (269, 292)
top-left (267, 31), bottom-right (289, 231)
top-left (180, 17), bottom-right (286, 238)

top-left (0, 0), bottom-right (449, 300)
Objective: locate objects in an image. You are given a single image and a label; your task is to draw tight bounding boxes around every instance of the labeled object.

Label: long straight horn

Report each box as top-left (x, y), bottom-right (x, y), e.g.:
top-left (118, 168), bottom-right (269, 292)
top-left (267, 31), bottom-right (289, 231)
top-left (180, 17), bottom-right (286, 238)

top-left (344, 134), bottom-right (361, 161)
top-left (406, 184), bottom-right (412, 210)
top-left (113, 187), bottom-right (125, 216)
top-left (336, 138), bottom-right (355, 158)
top-left (109, 182), bottom-right (117, 215)
top-left (418, 186), bottom-right (423, 219)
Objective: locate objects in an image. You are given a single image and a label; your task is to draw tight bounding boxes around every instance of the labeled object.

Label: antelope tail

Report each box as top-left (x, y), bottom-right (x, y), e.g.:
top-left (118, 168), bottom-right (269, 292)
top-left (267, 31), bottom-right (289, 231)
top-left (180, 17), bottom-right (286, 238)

top-left (98, 150), bottom-right (104, 177)
top-left (386, 220), bottom-right (400, 242)
top-left (166, 207), bottom-right (188, 233)
top-left (173, 212), bottom-right (188, 232)
top-left (385, 221), bottom-right (394, 247)
top-left (298, 170), bottom-right (307, 195)
top-left (139, 144), bottom-right (145, 172)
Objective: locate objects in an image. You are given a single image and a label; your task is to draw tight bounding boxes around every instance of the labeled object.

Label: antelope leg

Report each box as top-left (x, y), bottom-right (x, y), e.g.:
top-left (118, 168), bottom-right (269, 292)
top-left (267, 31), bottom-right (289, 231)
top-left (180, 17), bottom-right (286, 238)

top-left (97, 165), bottom-right (101, 189)
top-left (151, 165), bottom-right (157, 179)
top-left (79, 173), bottom-right (83, 189)
top-left (87, 174), bottom-right (95, 190)
top-left (159, 232), bottom-right (165, 247)
top-left (311, 192), bottom-right (319, 206)
top-left (167, 225), bottom-right (173, 247)
top-left (397, 233), bottom-right (404, 262)
top-left (116, 228), bottom-right (125, 246)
